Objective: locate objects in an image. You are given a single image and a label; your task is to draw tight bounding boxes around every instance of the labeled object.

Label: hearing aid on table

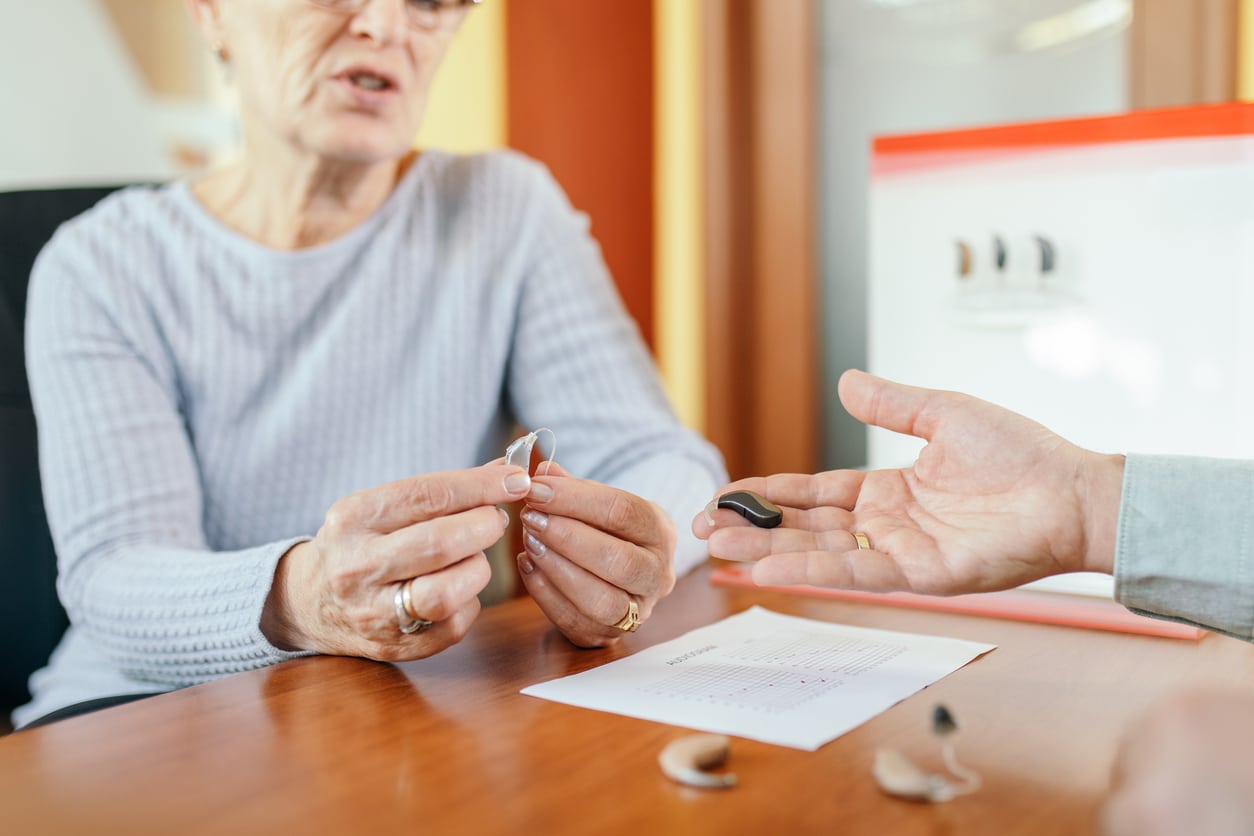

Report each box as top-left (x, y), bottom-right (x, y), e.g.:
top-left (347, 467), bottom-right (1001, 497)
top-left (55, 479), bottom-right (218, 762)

top-left (702, 489), bottom-right (783, 529)
top-left (873, 704), bottom-right (981, 803)
top-left (658, 733), bottom-right (737, 789)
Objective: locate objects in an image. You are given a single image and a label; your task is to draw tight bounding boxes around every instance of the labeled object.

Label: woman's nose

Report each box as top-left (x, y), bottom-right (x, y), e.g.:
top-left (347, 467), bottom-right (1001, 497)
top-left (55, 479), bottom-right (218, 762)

top-left (348, 0), bottom-right (410, 45)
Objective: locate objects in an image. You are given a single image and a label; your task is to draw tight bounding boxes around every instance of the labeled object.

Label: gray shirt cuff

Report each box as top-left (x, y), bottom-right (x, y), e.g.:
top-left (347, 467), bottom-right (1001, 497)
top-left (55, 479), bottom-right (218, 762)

top-left (1114, 454), bottom-right (1254, 640)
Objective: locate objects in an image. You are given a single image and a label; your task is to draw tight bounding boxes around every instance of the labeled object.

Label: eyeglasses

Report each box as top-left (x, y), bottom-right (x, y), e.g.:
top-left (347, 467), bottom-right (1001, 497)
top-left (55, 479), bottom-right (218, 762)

top-left (307, 0), bottom-right (482, 32)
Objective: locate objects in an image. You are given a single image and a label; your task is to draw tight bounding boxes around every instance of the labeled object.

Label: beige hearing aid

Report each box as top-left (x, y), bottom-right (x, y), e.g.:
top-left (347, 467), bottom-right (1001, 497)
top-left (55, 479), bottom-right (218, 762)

top-left (658, 733), bottom-right (737, 789)
top-left (873, 704), bottom-right (981, 803)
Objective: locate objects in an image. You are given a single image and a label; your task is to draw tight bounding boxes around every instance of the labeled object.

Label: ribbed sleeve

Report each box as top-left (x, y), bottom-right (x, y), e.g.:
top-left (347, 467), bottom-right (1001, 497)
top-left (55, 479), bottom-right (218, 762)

top-left (19, 150), bottom-right (726, 724)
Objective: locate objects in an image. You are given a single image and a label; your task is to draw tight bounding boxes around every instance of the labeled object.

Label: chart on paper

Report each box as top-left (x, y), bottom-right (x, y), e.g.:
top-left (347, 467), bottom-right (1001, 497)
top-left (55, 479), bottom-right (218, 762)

top-left (522, 607), bottom-right (995, 750)
top-left (639, 636), bottom-right (907, 714)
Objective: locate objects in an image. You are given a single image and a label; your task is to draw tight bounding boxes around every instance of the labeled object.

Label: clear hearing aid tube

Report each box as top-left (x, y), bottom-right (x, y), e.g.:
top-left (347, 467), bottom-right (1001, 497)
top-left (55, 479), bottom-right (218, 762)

top-left (504, 427), bottom-right (557, 475)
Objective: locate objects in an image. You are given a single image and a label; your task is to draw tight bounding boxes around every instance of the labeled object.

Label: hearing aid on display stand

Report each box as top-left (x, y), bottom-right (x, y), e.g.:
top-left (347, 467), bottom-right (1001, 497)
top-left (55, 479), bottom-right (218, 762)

top-left (1034, 235), bottom-right (1056, 276)
top-left (993, 235), bottom-right (1008, 273)
top-left (955, 240), bottom-right (973, 279)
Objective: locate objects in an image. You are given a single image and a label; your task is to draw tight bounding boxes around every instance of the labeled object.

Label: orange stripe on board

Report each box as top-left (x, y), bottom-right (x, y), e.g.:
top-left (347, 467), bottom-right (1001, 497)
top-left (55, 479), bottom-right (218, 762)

top-left (874, 101), bottom-right (1254, 156)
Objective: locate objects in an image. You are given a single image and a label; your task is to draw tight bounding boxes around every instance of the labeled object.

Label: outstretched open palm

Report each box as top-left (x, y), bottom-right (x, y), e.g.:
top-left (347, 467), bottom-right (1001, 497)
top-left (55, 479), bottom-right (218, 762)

top-left (694, 370), bottom-right (1123, 595)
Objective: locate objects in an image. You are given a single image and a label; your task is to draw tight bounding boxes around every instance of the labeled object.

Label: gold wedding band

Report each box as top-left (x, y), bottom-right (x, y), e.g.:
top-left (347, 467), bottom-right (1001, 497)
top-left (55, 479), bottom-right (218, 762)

top-left (852, 532), bottom-right (871, 551)
top-left (612, 595), bottom-right (642, 633)
top-left (396, 579), bottom-right (434, 635)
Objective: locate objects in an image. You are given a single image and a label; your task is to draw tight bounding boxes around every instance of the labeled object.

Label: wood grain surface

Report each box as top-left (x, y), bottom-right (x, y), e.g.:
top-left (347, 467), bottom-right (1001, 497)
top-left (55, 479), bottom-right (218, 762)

top-left (4, 564), bottom-right (1253, 836)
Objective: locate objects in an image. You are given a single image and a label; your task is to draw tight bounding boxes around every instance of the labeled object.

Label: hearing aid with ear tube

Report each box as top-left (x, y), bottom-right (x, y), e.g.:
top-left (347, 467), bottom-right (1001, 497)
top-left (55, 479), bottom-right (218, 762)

top-left (873, 704), bottom-right (981, 803)
top-left (703, 489), bottom-right (783, 529)
top-left (505, 427), bottom-right (557, 475)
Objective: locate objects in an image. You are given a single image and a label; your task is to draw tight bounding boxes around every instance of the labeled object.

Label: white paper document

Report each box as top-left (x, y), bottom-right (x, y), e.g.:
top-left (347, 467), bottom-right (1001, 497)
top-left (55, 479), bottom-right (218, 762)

top-left (521, 606), bottom-right (996, 751)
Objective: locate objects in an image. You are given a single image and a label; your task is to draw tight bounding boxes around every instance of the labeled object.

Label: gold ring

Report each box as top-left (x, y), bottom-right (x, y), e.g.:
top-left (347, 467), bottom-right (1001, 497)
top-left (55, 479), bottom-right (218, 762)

top-left (396, 580), bottom-right (433, 635)
top-left (612, 595), bottom-right (641, 632)
top-left (852, 532), bottom-right (871, 551)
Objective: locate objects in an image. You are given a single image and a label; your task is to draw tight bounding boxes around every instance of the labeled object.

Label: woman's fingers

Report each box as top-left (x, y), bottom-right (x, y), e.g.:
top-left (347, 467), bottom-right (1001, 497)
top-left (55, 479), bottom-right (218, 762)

top-left (369, 504), bottom-right (508, 581)
top-left (517, 548), bottom-right (633, 647)
top-left (283, 467), bottom-right (533, 659)
top-left (357, 555), bottom-right (490, 660)
top-left (374, 596), bottom-right (483, 662)
top-left (529, 467), bottom-right (674, 550)
top-left (401, 552), bottom-right (493, 623)
top-left (521, 507), bottom-right (671, 598)
top-left (514, 464), bottom-right (672, 643)
top-left (325, 463), bottom-right (531, 535)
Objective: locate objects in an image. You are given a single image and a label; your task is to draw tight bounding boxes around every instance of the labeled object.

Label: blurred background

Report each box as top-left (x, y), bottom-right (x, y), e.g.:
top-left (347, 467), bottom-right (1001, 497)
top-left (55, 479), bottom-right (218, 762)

top-left (3, 0), bottom-right (1250, 479)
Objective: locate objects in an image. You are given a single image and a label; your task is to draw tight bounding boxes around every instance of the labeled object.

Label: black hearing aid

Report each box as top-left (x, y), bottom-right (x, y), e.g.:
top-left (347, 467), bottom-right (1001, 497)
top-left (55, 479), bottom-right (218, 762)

top-left (715, 490), bottom-right (783, 529)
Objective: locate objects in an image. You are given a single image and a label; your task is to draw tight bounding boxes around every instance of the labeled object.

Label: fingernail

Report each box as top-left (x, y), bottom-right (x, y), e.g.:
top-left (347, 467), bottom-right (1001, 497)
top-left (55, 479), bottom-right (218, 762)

top-left (528, 482), bottom-right (554, 503)
top-left (524, 531), bottom-right (546, 557)
top-left (518, 553), bottom-right (535, 575)
top-left (504, 471), bottom-right (531, 495)
top-left (497, 507), bottom-right (510, 528)
top-left (520, 508), bottom-right (549, 532)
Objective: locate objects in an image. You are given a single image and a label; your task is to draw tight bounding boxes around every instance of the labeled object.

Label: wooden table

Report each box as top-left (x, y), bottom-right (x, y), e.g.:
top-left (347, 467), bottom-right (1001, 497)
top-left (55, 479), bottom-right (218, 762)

top-left (4, 564), bottom-right (1254, 836)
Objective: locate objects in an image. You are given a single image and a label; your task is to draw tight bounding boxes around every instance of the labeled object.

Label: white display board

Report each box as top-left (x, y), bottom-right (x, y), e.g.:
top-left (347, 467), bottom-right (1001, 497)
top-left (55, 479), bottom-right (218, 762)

top-left (868, 122), bottom-right (1254, 597)
top-left (869, 132), bottom-right (1254, 466)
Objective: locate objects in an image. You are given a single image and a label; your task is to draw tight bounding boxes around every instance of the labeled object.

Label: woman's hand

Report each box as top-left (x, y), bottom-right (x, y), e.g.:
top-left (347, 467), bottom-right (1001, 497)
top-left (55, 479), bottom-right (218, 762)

top-left (1103, 690), bottom-right (1254, 836)
top-left (693, 369), bottom-right (1126, 595)
top-left (517, 462), bottom-right (677, 647)
top-left (261, 463), bottom-right (533, 660)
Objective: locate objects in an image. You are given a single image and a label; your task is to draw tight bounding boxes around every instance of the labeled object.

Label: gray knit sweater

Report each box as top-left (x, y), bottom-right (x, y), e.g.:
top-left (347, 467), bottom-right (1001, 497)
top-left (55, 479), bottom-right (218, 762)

top-left (18, 150), bottom-right (726, 727)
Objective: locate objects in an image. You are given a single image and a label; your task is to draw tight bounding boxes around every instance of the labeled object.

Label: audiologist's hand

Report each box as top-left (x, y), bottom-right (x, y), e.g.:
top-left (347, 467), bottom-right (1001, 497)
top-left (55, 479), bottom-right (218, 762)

top-left (260, 463), bottom-right (533, 660)
top-left (694, 370), bottom-right (1126, 595)
top-left (1103, 690), bottom-right (1254, 836)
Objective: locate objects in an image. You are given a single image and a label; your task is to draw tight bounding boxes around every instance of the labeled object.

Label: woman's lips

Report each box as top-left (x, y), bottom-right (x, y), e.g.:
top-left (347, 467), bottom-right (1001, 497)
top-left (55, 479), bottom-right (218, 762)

top-left (333, 72), bottom-right (401, 108)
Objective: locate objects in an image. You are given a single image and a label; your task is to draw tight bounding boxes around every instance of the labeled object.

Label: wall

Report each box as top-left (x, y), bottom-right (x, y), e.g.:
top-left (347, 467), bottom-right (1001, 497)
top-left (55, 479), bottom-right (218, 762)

top-left (654, 0), bottom-right (705, 430)
top-left (818, 0), bottom-right (1130, 468)
top-left (506, 0), bottom-right (656, 349)
top-left (0, 1), bottom-right (507, 193)
top-left (416, 0), bottom-right (507, 152)
top-left (0, 2), bottom-right (176, 189)
top-left (1243, 0), bottom-right (1254, 99)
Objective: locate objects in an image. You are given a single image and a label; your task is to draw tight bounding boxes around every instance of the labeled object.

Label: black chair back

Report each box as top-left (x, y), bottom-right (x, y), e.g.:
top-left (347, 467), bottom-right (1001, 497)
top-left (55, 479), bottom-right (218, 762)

top-left (0, 186), bottom-right (123, 718)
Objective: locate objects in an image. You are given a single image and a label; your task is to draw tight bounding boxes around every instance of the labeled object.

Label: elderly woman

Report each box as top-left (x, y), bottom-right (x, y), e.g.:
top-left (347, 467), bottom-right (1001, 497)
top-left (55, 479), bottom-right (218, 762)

top-left (16, 0), bottom-right (724, 729)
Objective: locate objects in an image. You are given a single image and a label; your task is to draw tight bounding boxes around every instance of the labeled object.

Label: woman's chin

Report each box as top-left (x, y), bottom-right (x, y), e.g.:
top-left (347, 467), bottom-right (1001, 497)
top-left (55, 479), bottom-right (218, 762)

top-left (305, 126), bottom-right (416, 166)
top-left (318, 141), bottom-right (413, 166)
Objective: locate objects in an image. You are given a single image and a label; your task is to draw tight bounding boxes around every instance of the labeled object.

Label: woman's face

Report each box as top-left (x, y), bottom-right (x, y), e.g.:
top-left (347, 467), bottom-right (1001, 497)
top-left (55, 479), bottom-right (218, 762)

top-left (201, 0), bottom-right (466, 163)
